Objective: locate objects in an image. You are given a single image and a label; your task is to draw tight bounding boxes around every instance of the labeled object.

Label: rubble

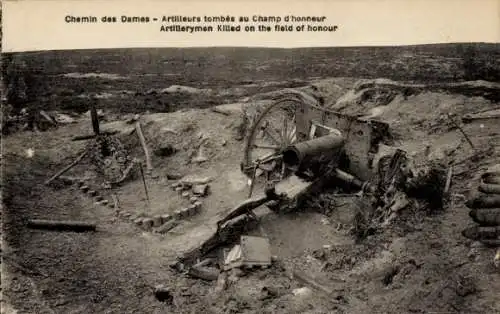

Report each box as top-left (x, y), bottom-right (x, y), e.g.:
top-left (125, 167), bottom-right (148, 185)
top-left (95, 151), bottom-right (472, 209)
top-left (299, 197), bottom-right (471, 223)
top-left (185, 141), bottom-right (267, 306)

top-left (9, 68), bottom-right (500, 314)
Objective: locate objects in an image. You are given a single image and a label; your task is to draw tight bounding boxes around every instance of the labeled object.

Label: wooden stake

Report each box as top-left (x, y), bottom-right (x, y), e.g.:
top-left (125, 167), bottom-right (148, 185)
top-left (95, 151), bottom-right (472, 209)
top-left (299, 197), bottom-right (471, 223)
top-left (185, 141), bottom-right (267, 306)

top-left (139, 164), bottom-right (150, 206)
top-left (135, 121), bottom-right (153, 173)
top-left (112, 194), bottom-right (120, 210)
top-left (90, 99), bottom-right (100, 135)
top-left (447, 114), bottom-right (475, 150)
top-left (44, 150), bottom-right (88, 185)
top-left (444, 165), bottom-right (453, 195)
top-left (39, 110), bottom-right (56, 125)
top-left (27, 219), bottom-right (96, 232)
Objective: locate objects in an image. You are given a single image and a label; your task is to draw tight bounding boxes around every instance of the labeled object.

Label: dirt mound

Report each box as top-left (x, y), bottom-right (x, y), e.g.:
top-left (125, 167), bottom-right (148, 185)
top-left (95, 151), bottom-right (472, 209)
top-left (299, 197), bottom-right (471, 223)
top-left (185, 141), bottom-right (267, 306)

top-left (333, 79), bottom-right (500, 113)
top-left (247, 78), bottom-right (356, 108)
top-left (325, 78), bottom-right (500, 142)
top-left (120, 109), bottom-right (243, 171)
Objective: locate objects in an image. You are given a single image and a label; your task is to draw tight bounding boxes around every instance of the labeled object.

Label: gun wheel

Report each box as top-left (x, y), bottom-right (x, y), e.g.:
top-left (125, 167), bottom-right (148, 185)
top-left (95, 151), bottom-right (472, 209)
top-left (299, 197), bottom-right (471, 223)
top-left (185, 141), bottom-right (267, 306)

top-left (242, 98), bottom-right (302, 186)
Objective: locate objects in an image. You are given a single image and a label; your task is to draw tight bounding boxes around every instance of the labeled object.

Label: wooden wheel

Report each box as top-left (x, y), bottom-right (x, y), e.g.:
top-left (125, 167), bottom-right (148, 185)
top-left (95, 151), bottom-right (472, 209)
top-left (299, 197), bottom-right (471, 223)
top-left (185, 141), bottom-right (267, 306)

top-left (241, 98), bottom-right (302, 187)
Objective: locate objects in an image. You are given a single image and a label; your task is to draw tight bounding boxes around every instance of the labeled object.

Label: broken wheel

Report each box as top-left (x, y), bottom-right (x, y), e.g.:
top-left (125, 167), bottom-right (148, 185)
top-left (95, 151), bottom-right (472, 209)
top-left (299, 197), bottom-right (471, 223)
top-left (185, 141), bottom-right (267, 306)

top-left (241, 98), bottom-right (303, 190)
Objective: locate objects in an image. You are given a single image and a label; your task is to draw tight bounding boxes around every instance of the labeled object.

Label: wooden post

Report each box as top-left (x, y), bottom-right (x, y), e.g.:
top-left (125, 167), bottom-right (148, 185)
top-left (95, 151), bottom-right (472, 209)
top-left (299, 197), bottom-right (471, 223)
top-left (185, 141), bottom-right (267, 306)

top-left (27, 219), bottom-right (96, 232)
top-left (139, 164), bottom-right (150, 206)
top-left (44, 150), bottom-right (88, 185)
top-left (135, 121), bottom-right (153, 174)
top-left (447, 114), bottom-right (475, 150)
top-left (90, 98), bottom-right (100, 135)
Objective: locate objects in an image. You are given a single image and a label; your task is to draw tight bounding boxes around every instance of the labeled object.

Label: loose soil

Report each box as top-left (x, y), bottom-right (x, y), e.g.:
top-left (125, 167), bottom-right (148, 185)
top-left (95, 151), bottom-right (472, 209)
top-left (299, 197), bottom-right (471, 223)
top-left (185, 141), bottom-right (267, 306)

top-left (2, 73), bottom-right (500, 314)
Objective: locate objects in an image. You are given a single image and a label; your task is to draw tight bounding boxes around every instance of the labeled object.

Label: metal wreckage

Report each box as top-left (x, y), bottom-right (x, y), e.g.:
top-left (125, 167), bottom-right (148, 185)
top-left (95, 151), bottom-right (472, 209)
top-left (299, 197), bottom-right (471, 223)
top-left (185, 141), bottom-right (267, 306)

top-left (167, 89), bottom-right (499, 275)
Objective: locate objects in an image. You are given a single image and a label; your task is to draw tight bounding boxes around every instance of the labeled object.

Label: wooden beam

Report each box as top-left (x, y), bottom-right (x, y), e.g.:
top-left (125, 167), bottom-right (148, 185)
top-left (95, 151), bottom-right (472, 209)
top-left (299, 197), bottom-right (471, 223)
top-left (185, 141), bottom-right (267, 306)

top-left (27, 219), bottom-right (97, 232)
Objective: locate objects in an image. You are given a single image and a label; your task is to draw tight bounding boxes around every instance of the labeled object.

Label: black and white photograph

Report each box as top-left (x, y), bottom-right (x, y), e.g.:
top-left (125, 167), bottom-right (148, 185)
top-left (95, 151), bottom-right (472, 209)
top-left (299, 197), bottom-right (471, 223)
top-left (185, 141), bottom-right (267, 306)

top-left (1, 1), bottom-right (500, 313)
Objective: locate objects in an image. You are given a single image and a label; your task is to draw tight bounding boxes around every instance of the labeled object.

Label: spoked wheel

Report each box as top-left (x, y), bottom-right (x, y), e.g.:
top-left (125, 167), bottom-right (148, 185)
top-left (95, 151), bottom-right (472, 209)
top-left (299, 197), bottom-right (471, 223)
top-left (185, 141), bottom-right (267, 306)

top-left (242, 98), bottom-right (303, 190)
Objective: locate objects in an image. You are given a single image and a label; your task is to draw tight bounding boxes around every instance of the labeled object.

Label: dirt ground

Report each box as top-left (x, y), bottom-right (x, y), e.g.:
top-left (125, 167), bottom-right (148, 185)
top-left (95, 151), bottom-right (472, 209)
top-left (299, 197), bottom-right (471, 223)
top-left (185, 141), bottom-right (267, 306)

top-left (3, 69), bottom-right (500, 313)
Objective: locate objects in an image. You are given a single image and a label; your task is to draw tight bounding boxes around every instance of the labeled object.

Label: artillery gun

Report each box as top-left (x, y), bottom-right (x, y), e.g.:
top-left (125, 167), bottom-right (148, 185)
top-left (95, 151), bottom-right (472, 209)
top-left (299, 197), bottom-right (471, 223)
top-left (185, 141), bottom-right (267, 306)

top-left (217, 89), bottom-right (392, 231)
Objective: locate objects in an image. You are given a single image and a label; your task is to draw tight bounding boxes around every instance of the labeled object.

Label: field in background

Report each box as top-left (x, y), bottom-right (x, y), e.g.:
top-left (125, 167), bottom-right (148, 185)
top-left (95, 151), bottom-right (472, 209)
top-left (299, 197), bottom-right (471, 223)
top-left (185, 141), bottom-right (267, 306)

top-left (3, 43), bottom-right (499, 114)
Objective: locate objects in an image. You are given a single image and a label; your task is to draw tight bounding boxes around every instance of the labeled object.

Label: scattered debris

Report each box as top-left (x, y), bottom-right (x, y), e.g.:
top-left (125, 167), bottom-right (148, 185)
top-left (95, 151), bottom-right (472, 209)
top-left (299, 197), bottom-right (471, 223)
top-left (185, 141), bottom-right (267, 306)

top-left (292, 287), bottom-right (313, 298)
top-left (210, 107), bottom-right (232, 116)
top-left (188, 265), bottom-right (219, 281)
top-left (54, 113), bottom-right (76, 124)
top-left (291, 269), bottom-right (334, 295)
top-left (223, 236), bottom-right (272, 271)
top-left (166, 172), bottom-right (184, 180)
top-left (9, 74), bottom-right (500, 314)
top-left (239, 236), bottom-right (272, 268)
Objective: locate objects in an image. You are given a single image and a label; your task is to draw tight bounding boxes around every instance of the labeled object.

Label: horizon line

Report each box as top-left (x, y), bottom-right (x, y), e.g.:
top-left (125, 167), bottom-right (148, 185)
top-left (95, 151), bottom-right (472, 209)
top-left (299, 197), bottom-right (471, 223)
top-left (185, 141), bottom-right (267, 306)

top-left (5, 42), bottom-right (499, 54)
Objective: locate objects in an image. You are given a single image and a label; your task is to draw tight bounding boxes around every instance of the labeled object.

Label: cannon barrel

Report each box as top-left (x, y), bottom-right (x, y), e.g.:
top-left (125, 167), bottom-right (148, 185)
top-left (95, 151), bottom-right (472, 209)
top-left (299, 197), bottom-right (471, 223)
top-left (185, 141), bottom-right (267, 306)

top-left (282, 134), bottom-right (345, 167)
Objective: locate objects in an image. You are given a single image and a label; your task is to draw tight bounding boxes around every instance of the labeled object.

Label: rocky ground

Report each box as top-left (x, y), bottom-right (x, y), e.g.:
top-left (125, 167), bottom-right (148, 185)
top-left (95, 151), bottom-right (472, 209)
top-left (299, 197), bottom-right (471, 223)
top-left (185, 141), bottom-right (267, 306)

top-left (2, 48), bottom-right (500, 314)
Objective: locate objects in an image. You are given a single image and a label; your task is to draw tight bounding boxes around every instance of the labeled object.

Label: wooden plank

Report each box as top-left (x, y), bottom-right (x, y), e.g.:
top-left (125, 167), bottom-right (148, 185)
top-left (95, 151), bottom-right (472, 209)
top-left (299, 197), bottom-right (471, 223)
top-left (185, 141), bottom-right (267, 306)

top-left (27, 219), bottom-right (97, 232)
